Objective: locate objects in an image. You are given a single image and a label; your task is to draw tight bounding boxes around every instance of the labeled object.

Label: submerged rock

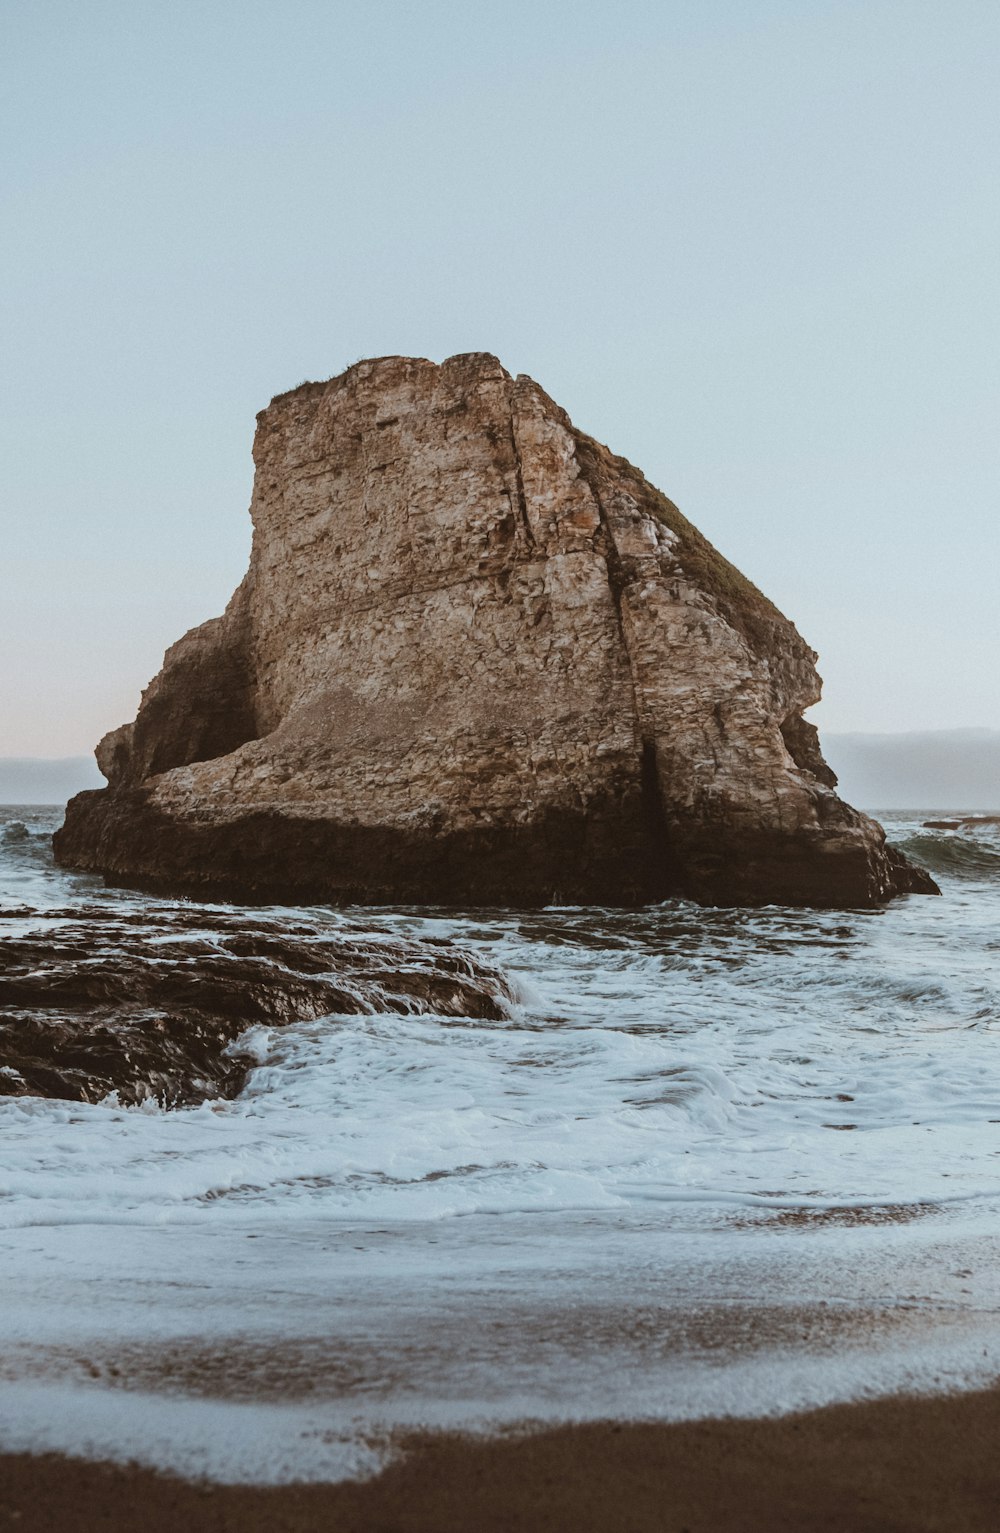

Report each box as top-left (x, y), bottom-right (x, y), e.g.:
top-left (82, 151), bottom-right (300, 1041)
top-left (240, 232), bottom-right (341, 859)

top-left (0, 906), bottom-right (511, 1107)
top-left (55, 354), bottom-right (936, 907)
top-left (923, 816), bottom-right (1000, 831)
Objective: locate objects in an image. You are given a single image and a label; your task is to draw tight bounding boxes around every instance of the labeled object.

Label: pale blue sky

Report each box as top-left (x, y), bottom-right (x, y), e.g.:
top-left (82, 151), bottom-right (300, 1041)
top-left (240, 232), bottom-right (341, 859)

top-left (3, 0), bottom-right (997, 755)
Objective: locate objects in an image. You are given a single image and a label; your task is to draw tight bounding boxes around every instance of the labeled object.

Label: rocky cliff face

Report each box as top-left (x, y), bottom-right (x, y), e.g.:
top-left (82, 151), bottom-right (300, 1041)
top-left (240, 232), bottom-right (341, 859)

top-left (55, 353), bottom-right (937, 907)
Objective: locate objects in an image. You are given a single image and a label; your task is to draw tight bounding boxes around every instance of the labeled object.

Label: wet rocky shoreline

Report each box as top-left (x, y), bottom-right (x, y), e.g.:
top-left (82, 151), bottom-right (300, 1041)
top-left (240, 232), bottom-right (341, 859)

top-left (0, 903), bottom-right (512, 1107)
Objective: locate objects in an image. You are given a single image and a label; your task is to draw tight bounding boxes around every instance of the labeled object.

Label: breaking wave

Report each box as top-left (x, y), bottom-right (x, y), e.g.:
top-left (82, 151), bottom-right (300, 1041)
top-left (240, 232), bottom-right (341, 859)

top-left (888, 828), bottom-right (1000, 881)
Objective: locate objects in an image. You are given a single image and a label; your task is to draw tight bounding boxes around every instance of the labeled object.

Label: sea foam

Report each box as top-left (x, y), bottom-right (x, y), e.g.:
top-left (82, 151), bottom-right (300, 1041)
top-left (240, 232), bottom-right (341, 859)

top-left (2, 806), bottom-right (999, 1480)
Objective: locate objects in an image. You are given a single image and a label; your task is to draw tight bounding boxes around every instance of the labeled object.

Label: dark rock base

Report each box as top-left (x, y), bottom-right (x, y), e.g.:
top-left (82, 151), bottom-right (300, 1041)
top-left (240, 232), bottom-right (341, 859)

top-left (53, 788), bottom-right (939, 910)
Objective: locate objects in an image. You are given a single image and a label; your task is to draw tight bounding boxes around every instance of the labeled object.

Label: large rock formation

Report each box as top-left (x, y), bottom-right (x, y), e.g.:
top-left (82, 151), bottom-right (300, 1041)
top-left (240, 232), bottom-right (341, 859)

top-left (55, 354), bottom-right (937, 907)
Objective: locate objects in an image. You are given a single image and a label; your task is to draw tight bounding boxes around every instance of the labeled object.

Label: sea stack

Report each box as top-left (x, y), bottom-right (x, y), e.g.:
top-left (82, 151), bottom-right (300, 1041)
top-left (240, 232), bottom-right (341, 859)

top-left (55, 353), bottom-right (937, 907)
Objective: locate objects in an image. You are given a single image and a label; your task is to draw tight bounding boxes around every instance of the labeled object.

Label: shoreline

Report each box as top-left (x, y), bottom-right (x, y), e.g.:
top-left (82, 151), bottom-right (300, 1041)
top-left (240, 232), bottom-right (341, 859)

top-left (4, 1386), bottom-right (1000, 1531)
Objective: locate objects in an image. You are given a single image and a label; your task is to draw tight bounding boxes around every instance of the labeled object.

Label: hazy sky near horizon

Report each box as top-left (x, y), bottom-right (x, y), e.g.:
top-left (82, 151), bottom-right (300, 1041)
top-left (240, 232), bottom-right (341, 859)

top-left (3, 0), bottom-right (998, 756)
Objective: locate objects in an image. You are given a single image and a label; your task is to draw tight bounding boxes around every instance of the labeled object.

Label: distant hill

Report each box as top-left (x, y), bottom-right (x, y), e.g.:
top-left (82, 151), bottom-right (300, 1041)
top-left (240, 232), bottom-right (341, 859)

top-left (0, 757), bottom-right (105, 805)
top-left (825, 729), bottom-right (1000, 811)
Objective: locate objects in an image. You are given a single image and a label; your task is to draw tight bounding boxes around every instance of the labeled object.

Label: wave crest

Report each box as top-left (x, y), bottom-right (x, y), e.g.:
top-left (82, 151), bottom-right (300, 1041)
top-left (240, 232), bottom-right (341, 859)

top-left (888, 831), bottom-right (1000, 881)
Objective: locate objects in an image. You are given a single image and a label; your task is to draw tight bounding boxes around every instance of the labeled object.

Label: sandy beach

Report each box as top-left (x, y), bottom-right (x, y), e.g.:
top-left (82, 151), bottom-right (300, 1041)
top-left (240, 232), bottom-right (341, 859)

top-left (3, 1386), bottom-right (1000, 1532)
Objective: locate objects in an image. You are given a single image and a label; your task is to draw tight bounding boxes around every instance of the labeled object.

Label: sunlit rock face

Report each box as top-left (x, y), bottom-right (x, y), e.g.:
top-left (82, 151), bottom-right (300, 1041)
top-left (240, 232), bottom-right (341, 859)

top-left (55, 354), bottom-right (936, 907)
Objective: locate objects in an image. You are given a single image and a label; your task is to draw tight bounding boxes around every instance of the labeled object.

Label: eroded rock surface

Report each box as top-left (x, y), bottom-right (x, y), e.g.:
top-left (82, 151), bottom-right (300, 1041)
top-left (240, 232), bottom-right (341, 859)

top-left (55, 354), bottom-right (936, 907)
top-left (0, 906), bottom-right (511, 1107)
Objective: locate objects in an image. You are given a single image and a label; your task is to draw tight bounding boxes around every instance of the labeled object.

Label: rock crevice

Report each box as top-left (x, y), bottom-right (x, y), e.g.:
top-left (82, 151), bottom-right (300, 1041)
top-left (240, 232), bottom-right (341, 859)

top-left (55, 353), bottom-right (937, 907)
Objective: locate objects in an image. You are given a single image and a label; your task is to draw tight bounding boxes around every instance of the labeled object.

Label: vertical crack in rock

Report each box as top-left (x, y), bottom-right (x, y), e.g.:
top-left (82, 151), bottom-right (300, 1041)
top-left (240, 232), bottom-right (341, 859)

top-left (638, 739), bottom-right (674, 900)
top-left (54, 352), bottom-right (938, 908)
top-left (505, 382), bottom-right (537, 553)
top-left (573, 437), bottom-right (674, 900)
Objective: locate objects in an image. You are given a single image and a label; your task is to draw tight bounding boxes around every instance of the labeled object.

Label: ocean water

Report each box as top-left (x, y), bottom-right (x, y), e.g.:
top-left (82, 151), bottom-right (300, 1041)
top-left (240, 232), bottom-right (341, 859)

top-left (2, 805), bottom-right (1000, 1482)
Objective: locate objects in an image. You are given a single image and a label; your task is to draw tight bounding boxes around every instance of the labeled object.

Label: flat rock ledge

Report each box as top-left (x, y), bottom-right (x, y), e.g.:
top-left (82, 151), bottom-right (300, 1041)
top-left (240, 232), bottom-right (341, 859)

top-left (0, 905), bottom-right (512, 1108)
top-left (55, 353), bottom-right (937, 909)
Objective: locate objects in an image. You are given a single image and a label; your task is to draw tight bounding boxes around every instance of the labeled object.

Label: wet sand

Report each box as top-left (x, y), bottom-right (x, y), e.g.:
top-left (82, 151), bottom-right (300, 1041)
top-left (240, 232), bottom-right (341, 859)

top-left (3, 1386), bottom-right (1000, 1532)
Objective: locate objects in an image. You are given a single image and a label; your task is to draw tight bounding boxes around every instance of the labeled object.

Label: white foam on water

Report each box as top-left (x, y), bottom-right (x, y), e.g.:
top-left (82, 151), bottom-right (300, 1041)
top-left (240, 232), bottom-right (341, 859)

top-left (4, 1342), bottom-right (1000, 1486)
top-left (2, 807), bottom-right (1000, 1480)
top-left (3, 1207), bottom-right (1000, 1483)
top-left (0, 1383), bottom-right (391, 1484)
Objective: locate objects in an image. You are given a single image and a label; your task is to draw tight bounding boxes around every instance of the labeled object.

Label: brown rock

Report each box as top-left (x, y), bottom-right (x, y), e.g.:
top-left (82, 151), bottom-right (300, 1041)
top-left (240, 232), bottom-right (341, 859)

top-left (924, 816), bottom-right (1000, 830)
top-left (0, 905), bottom-right (512, 1107)
top-left (55, 354), bottom-right (937, 907)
